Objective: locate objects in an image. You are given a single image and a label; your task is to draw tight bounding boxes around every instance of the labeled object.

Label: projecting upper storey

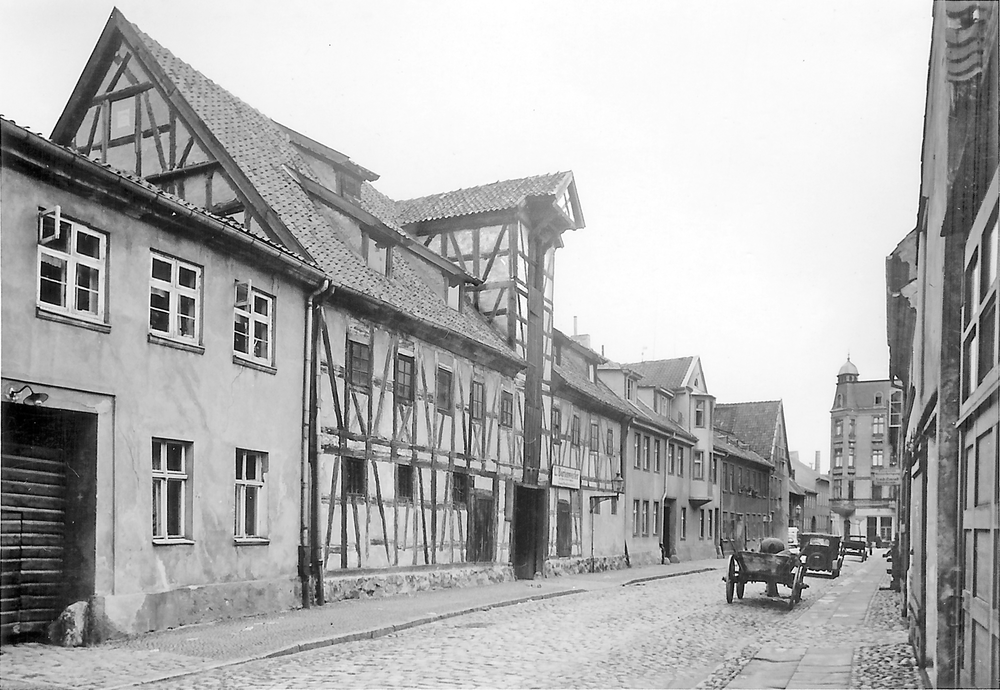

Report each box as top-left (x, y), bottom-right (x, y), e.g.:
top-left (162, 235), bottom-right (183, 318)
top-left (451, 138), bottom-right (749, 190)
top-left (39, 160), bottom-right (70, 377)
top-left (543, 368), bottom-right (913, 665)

top-left (49, 9), bottom-right (583, 373)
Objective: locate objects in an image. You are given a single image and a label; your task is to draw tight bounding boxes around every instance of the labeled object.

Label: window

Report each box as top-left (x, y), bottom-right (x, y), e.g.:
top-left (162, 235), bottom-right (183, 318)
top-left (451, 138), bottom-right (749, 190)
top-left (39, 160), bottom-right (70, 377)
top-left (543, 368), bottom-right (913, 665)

top-left (235, 449), bottom-right (266, 539)
top-left (395, 353), bottom-right (415, 402)
top-left (874, 392), bottom-right (883, 406)
top-left (571, 415), bottom-right (581, 446)
top-left (436, 367), bottom-right (453, 413)
top-left (834, 419), bottom-right (843, 437)
top-left (634, 433), bottom-right (642, 469)
top-left (632, 500), bottom-right (640, 536)
top-left (833, 480), bottom-right (842, 498)
top-left (710, 457), bottom-right (718, 483)
top-left (847, 480), bottom-right (855, 500)
top-left (149, 253), bottom-right (201, 341)
top-left (848, 446), bottom-right (855, 469)
top-left (654, 440), bottom-right (661, 473)
top-left (668, 444), bottom-right (676, 474)
top-left (347, 341), bottom-right (371, 388)
top-left (626, 378), bottom-right (635, 401)
top-left (680, 507), bottom-right (687, 540)
top-left (396, 464), bottom-right (413, 502)
top-left (873, 415), bottom-right (885, 435)
top-left (642, 436), bottom-right (650, 471)
top-left (552, 407), bottom-right (562, 444)
top-left (699, 509), bottom-right (705, 539)
top-left (873, 449), bottom-right (884, 467)
top-left (452, 472), bottom-right (469, 505)
top-left (471, 380), bottom-right (485, 421)
top-left (606, 427), bottom-right (615, 455)
top-left (653, 501), bottom-right (660, 536)
top-left (152, 439), bottom-right (190, 541)
top-left (677, 447), bottom-right (685, 477)
top-left (872, 484), bottom-right (883, 500)
top-left (695, 400), bottom-right (706, 427)
top-left (37, 209), bottom-right (107, 322)
top-left (590, 421), bottom-right (600, 453)
top-left (722, 462), bottom-right (730, 493)
top-left (500, 391), bottom-right (514, 427)
top-left (693, 451), bottom-right (704, 480)
top-left (344, 457), bottom-right (366, 496)
top-left (641, 501), bottom-right (650, 536)
top-left (708, 509), bottom-right (714, 538)
top-left (233, 283), bottom-right (273, 364)
top-left (833, 447), bottom-right (843, 468)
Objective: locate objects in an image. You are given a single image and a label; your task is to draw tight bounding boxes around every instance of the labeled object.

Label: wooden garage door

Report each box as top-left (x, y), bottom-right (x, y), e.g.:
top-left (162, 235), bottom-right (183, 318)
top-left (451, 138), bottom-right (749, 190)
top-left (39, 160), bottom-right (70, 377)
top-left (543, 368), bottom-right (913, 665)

top-left (0, 444), bottom-right (66, 641)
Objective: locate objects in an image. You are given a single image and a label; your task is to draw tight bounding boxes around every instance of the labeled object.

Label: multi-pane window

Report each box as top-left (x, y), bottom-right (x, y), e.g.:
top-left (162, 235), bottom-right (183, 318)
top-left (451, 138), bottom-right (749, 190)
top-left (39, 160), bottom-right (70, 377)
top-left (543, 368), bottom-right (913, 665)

top-left (833, 480), bottom-right (842, 498)
top-left (641, 501), bottom-right (650, 536)
top-left (699, 509), bottom-right (705, 539)
top-left (695, 400), bottom-right (706, 427)
top-left (708, 509), bottom-right (714, 539)
top-left (848, 446), bottom-right (856, 469)
top-left (395, 353), bottom-right (415, 402)
top-left (500, 391), bottom-right (514, 427)
top-left (344, 458), bottom-right (366, 496)
top-left (693, 451), bottom-right (704, 480)
top-left (680, 507), bottom-right (687, 540)
top-left (654, 440), bottom-right (661, 473)
top-left (571, 415), bottom-right (581, 446)
top-left (452, 472), bottom-right (469, 505)
top-left (872, 415), bottom-right (885, 435)
top-left (834, 419), bottom-right (843, 437)
top-left (606, 428), bottom-right (615, 455)
top-left (589, 421), bottom-right (600, 453)
top-left (149, 253), bottom-right (200, 341)
top-left (653, 501), bottom-right (660, 536)
top-left (233, 283), bottom-right (273, 364)
top-left (849, 418), bottom-right (856, 437)
top-left (235, 449), bottom-right (266, 539)
top-left (678, 447), bottom-right (685, 476)
top-left (552, 407), bottom-right (562, 444)
top-left (470, 380), bottom-right (485, 421)
top-left (435, 367), bottom-right (453, 413)
top-left (632, 500), bottom-right (640, 536)
top-left (152, 439), bottom-right (190, 540)
top-left (37, 209), bottom-right (107, 321)
top-left (668, 444), bottom-right (676, 474)
top-left (626, 378), bottom-right (635, 401)
top-left (847, 480), bottom-right (855, 500)
top-left (872, 449), bottom-right (884, 467)
top-left (347, 341), bottom-right (371, 388)
top-left (710, 457), bottom-right (718, 483)
top-left (633, 433), bottom-right (642, 469)
top-left (833, 447), bottom-right (843, 468)
top-left (396, 464), bottom-right (413, 502)
top-left (642, 436), bottom-right (650, 471)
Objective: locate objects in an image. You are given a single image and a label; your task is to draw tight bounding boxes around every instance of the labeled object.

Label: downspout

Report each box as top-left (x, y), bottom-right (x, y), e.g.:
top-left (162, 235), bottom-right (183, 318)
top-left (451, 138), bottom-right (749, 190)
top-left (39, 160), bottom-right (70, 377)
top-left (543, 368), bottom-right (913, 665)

top-left (301, 279), bottom-right (331, 607)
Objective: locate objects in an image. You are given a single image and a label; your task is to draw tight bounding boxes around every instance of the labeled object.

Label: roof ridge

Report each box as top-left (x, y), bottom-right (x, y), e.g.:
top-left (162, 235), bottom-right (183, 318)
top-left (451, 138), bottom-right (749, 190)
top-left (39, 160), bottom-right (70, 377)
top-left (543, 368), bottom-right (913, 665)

top-left (395, 171), bottom-right (569, 205)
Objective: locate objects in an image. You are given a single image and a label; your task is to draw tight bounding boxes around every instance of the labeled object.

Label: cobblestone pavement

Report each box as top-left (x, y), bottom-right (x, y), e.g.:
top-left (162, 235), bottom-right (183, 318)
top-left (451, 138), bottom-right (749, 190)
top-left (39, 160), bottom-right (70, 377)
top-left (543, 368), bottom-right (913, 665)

top-left (142, 562), bottom-right (861, 689)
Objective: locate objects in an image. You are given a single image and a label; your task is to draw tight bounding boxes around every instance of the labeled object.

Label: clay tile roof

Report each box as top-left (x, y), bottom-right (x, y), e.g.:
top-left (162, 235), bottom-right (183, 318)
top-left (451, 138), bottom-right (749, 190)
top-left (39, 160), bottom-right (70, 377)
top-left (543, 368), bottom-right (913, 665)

top-left (553, 363), bottom-right (633, 419)
top-left (125, 19), bottom-right (516, 362)
top-left (624, 357), bottom-right (694, 390)
top-left (714, 401), bottom-right (782, 462)
top-left (395, 173), bottom-right (571, 225)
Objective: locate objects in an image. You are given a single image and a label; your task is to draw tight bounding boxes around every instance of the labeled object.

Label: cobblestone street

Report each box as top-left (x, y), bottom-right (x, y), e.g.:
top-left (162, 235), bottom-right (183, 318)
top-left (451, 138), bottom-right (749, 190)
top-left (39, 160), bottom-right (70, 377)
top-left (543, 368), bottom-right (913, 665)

top-left (137, 554), bottom-right (916, 689)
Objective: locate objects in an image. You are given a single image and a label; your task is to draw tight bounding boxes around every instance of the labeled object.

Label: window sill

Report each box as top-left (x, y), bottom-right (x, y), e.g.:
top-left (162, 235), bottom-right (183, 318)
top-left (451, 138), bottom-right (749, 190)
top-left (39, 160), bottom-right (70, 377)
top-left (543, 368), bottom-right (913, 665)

top-left (36, 307), bottom-right (111, 333)
top-left (153, 538), bottom-right (195, 546)
top-left (148, 333), bottom-right (205, 355)
top-left (234, 537), bottom-right (270, 546)
top-left (233, 355), bottom-right (276, 375)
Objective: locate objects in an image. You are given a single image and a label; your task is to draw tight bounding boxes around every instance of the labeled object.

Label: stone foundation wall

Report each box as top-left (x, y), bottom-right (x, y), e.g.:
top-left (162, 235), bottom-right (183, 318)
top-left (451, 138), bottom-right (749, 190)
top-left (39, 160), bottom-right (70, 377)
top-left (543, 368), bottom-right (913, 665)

top-left (544, 554), bottom-right (630, 578)
top-left (324, 563), bottom-right (514, 601)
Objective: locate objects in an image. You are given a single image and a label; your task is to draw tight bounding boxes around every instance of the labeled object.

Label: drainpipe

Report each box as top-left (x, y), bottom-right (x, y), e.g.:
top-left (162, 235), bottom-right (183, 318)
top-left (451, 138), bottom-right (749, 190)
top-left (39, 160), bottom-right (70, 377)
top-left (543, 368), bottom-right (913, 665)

top-left (301, 279), bottom-right (331, 607)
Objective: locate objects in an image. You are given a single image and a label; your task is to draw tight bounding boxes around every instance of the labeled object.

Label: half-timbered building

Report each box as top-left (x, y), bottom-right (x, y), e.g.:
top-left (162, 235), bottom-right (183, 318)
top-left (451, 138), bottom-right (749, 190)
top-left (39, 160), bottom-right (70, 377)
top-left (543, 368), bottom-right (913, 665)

top-left (41, 8), bottom-right (587, 624)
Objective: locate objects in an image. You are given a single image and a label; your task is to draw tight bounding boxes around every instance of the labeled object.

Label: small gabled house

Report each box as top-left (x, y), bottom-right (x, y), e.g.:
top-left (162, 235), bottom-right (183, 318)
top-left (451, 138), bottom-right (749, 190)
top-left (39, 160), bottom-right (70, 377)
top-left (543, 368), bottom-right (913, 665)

top-left (548, 331), bottom-right (633, 574)
top-left (713, 427), bottom-right (773, 552)
top-left (714, 400), bottom-right (792, 543)
top-left (1, 117), bottom-right (325, 641)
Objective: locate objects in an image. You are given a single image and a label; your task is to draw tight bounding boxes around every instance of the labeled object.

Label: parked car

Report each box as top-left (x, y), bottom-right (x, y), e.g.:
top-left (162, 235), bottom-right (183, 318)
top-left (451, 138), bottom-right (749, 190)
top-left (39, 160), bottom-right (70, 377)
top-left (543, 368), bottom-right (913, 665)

top-left (842, 534), bottom-right (868, 561)
top-left (800, 533), bottom-right (843, 577)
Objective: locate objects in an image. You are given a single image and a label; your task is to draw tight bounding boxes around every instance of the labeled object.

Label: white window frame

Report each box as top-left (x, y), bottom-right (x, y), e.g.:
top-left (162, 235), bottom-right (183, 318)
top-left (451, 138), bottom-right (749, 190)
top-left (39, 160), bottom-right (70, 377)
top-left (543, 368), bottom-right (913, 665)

top-left (235, 449), bottom-right (267, 540)
top-left (149, 252), bottom-right (201, 342)
top-left (36, 207), bottom-right (107, 322)
top-left (152, 438), bottom-right (191, 542)
top-left (872, 448), bottom-right (884, 468)
top-left (234, 281), bottom-right (274, 365)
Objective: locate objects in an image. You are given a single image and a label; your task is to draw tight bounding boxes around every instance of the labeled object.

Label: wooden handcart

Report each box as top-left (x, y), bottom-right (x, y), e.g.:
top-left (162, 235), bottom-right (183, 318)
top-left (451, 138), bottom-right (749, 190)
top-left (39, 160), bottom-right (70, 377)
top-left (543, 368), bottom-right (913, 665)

top-left (723, 549), bottom-right (807, 610)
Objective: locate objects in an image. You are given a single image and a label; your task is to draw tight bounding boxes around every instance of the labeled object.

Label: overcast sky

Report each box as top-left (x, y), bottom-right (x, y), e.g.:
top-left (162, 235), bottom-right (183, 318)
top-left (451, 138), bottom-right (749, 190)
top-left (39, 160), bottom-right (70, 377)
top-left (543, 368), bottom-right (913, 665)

top-left (0, 1), bottom-right (933, 470)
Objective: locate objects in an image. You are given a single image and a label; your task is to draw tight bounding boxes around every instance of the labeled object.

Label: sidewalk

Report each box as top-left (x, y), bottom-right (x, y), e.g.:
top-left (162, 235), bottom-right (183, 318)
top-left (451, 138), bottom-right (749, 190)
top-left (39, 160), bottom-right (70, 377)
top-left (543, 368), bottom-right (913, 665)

top-left (0, 558), bottom-right (724, 690)
top-left (723, 551), bottom-right (895, 690)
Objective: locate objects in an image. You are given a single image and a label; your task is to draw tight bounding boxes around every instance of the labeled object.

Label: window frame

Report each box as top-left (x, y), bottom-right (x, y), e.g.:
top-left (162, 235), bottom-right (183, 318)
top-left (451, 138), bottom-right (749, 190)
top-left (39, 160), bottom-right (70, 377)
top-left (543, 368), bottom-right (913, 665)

top-left (152, 438), bottom-right (192, 543)
top-left (149, 251), bottom-right (202, 344)
top-left (347, 340), bottom-right (372, 389)
top-left (395, 353), bottom-right (415, 403)
top-left (571, 414), bottom-right (581, 447)
top-left (344, 457), bottom-right (367, 497)
top-left (642, 435), bottom-right (650, 471)
top-left (589, 420), bottom-right (600, 454)
top-left (396, 464), bottom-right (414, 502)
top-left (233, 282), bottom-right (274, 366)
top-left (452, 471), bottom-right (469, 506)
top-left (654, 439), bottom-right (661, 473)
top-left (693, 450), bottom-right (705, 480)
top-left (235, 449), bottom-right (267, 541)
top-left (695, 400), bottom-right (706, 428)
top-left (500, 390), bottom-right (514, 428)
top-left (552, 406), bottom-right (562, 444)
top-left (436, 367), bottom-right (453, 414)
top-left (470, 380), bottom-right (485, 421)
top-left (36, 209), bottom-right (108, 324)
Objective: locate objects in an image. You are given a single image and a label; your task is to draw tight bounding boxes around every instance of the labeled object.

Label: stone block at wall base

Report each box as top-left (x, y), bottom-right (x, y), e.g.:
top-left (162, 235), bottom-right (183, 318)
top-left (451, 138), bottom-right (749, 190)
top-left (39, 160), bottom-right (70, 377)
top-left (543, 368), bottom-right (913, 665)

top-left (543, 554), bottom-right (630, 578)
top-left (47, 601), bottom-right (88, 647)
top-left (324, 563), bottom-right (514, 602)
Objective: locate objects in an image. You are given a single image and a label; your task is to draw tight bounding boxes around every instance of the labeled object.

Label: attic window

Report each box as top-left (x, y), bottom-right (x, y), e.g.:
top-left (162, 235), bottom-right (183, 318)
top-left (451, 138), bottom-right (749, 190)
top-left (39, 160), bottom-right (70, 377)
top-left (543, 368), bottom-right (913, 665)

top-left (446, 282), bottom-right (463, 312)
top-left (556, 188), bottom-right (574, 223)
top-left (362, 233), bottom-right (391, 277)
top-left (589, 363), bottom-right (596, 383)
top-left (626, 378), bottom-right (635, 401)
top-left (339, 172), bottom-right (361, 199)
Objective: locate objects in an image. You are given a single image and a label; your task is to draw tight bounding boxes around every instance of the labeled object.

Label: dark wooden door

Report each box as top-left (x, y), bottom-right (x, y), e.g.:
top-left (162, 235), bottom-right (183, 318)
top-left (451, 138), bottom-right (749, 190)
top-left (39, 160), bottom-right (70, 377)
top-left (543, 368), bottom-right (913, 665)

top-left (468, 492), bottom-right (494, 562)
top-left (556, 500), bottom-right (571, 557)
top-left (1, 443), bottom-right (66, 642)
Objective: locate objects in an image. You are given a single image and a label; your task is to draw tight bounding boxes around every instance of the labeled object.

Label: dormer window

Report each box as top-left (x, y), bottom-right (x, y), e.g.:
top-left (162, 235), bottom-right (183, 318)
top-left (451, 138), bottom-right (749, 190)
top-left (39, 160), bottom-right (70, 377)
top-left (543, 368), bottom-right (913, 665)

top-left (626, 377), bottom-right (635, 401)
top-left (339, 172), bottom-right (360, 199)
top-left (361, 232), bottom-right (391, 276)
top-left (556, 188), bottom-right (575, 223)
top-left (446, 281), bottom-right (463, 312)
top-left (588, 363), bottom-right (596, 383)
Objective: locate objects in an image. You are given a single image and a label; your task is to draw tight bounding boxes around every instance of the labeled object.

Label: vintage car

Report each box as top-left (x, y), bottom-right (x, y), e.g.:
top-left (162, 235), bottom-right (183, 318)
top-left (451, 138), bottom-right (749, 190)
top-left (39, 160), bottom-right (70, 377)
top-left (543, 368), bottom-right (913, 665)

top-left (799, 532), bottom-right (843, 577)
top-left (842, 534), bottom-right (869, 561)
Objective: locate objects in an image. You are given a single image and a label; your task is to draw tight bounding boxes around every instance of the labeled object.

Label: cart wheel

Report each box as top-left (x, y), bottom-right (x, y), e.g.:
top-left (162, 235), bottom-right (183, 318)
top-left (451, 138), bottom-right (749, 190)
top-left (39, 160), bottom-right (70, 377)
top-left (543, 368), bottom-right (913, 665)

top-left (788, 565), bottom-right (805, 609)
top-left (726, 556), bottom-right (736, 603)
top-left (736, 581), bottom-right (745, 599)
